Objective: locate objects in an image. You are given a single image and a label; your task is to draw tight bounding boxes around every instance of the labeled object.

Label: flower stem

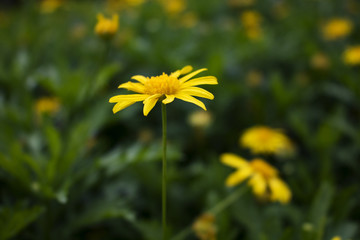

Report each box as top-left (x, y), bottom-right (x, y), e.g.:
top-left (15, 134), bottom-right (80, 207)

top-left (162, 103), bottom-right (168, 240)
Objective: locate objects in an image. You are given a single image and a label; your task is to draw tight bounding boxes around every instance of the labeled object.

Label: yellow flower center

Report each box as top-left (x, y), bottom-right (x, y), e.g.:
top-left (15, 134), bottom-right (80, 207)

top-left (144, 73), bottom-right (180, 95)
top-left (250, 159), bottom-right (278, 179)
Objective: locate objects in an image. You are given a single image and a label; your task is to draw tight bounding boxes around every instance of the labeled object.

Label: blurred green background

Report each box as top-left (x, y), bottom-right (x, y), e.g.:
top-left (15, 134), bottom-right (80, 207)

top-left (0, 0), bottom-right (359, 239)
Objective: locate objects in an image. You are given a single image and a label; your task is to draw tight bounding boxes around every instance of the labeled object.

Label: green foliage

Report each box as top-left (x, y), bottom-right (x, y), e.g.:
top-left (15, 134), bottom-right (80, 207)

top-left (0, 0), bottom-right (359, 239)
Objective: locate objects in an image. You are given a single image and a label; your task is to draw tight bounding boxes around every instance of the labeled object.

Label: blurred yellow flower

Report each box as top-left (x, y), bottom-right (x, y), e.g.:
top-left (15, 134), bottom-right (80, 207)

top-left (160, 0), bottom-right (186, 16)
top-left (180, 12), bottom-right (198, 28)
top-left (35, 97), bottom-right (60, 115)
top-left (331, 237), bottom-right (341, 240)
top-left (310, 52), bottom-right (330, 70)
top-left (94, 13), bottom-right (119, 38)
top-left (40, 0), bottom-right (63, 14)
top-left (192, 213), bottom-right (217, 240)
top-left (241, 10), bottom-right (262, 28)
top-left (221, 153), bottom-right (291, 204)
top-left (322, 18), bottom-right (353, 40)
top-left (240, 126), bottom-right (294, 155)
top-left (109, 66), bottom-right (218, 116)
top-left (343, 45), bottom-right (360, 65)
top-left (188, 110), bottom-right (212, 128)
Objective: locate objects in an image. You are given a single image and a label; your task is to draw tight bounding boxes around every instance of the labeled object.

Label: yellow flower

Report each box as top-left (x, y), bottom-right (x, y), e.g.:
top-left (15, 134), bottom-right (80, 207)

top-left (40, 0), bottom-right (63, 14)
top-left (221, 154), bottom-right (291, 204)
top-left (245, 70), bottom-right (263, 87)
top-left (94, 13), bottom-right (119, 38)
top-left (240, 126), bottom-right (294, 155)
top-left (160, 0), bottom-right (186, 16)
top-left (343, 45), bottom-right (360, 65)
top-left (192, 213), bottom-right (217, 240)
top-left (109, 66), bottom-right (218, 116)
top-left (310, 52), bottom-right (330, 70)
top-left (241, 10), bottom-right (262, 28)
top-left (322, 18), bottom-right (353, 40)
top-left (331, 237), bottom-right (341, 240)
top-left (35, 97), bottom-right (60, 115)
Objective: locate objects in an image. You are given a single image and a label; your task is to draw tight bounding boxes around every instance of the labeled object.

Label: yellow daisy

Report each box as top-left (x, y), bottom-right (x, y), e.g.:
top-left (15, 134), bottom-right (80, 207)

top-left (240, 126), bottom-right (294, 155)
top-left (322, 18), bottom-right (353, 40)
top-left (343, 45), bottom-right (360, 65)
top-left (192, 213), bottom-right (217, 240)
top-left (94, 13), bottom-right (119, 38)
top-left (331, 237), bottom-right (341, 240)
top-left (221, 153), bottom-right (291, 204)
top-left (109, 66), bottom-right (218, 116)
top-left (35, 97), bottom-right (60, 116)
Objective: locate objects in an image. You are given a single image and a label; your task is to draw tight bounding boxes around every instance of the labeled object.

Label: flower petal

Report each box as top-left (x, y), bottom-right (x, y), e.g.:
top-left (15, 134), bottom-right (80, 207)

top-left (268, 178), bottom-right (291, 204)
top-left (162, 95), bottom-right (175, 104)
top-left (225, 168), bottom-right (253, 187)
top-left (131, 75), bottom-right (147, 84)
top-left (175, 93), bottom-right (207, 110)
top-left (112, 101), bottom-right (137, 114)
top-left (220, 153), bottom-right (249, 169)
top-left (118, 82), bottom-right (145, 93)
top-left (248, 174), bottom-right (267, 197)
top-left (143, 94), bottom-right (161, 116)
top-left (178, 87), bottom-right (214, 99)
top-left (109, 94), bottom-right (148, 103)
top-left (181, 76), bottom-right (218, 88)
top-left (179, 68), bottom-right (208, 83)
top-left (170, 65), bottom-right (193, 78)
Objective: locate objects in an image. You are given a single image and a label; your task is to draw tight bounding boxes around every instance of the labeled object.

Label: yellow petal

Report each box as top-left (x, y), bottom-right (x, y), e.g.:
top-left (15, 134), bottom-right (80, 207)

top-left (143, 94), bottom-right (161, 116)
top-left (220, 153), bottom-right (249, 168)
top-left (268, 178), bottom-right (291, 204)
top-left (162, 95), bottom-right (175, 104)
top-left (118, 82), bottom-right (145, 93)
top-left (181, 76), bottom-right (218, 88)
top-left (178, 87), bottom-right (214, 99)
top-left (225, 168), bottom-right (253, 187)
top-left (175, 93), bottom-right (207, 110)
top-left (97, 13), bottom-right (105, 21)
top-left (179, 68), bottom-right (208, 83)
top-left (112, 101), bottom-right (137, 114)
top-left (170, 66), bottom-right (193, 78)
top-left (131, 75), bottom-right (147, 84)
top-left (109, 94), bottom-right (148, 103)
top-left (248, 174), bottom-right (267, 197)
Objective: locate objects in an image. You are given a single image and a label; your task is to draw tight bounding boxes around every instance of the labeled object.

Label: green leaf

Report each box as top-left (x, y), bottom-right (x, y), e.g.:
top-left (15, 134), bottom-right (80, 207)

top-left (0, 205), bottom-right (44, 240)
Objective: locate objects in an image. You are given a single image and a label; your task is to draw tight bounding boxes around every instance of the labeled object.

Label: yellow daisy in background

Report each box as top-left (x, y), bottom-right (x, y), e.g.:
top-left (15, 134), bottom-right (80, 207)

top-left (331, 237), bottom-right (341, 240)
top-left (192, 213), bottom-right (217, 240)
top-left (94, 13), bottom-right (119, 38)
top-left (221, 153), bottom-right (291, 204)
top-left (322, 18), bottom-right (353, 40)
top-left (240, 126), bottom-right (294, 155)
top-left (343, 45), bottom-right (360, 65)
top-left (40, 0), bottom-right (63, 14)
top-left (109, 66), bottom-right (218, 116)
top-left (35, 97), bottom-right (60, 116)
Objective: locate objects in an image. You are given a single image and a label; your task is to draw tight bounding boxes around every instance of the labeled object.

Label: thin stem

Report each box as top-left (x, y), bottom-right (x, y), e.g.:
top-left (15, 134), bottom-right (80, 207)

top-left (162, 103), bottom-right (168, 240)
top-left (171, 185), bottom-right (248, 240)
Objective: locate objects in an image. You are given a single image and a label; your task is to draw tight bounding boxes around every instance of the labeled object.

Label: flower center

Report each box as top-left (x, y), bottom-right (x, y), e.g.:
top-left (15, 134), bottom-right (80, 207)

top-left (144, 73), bottom-right (180, 95)
top-left (250, 159), bottom-right (278, 179)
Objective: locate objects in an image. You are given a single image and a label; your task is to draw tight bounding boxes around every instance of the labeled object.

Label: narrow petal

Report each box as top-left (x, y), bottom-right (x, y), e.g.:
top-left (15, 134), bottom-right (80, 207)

top-left (179, 68), bottom-right (208, 83)
top-left (112, 101), bottom-right (137, 114)
top-left (178, 87), bottom-right (214, 99)
top-left (109, 94), bottom-right (148, 103)
top-left (162, 95), bottom-right (175, 104)
top-left (268, 178), bottom-right (291, 204)
top-left (175, 93), bottom-right (207, 110)
top-left (143, 94), bottom-right (161, 116)
top-left (225, 168), bottom-right (253, 187)
top-left (131, 75), bottom-right (147, 84)
top-left (248, 174), bottom-right (267, 197)
top-left (118, 82), bottom-right (145, 93)
top-left (220, 153), bottom-right (249, 169)
top-left (181, 76), bottom-right (218, 88)
top-left (170, 66), bottom-right (194, 78)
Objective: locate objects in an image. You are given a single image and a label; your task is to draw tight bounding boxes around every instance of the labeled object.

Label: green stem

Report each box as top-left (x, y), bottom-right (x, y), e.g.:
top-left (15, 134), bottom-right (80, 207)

top-left (171, 185), bottom-right (247, 240)
top-left (162, 103), bottom-right (168, 240)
